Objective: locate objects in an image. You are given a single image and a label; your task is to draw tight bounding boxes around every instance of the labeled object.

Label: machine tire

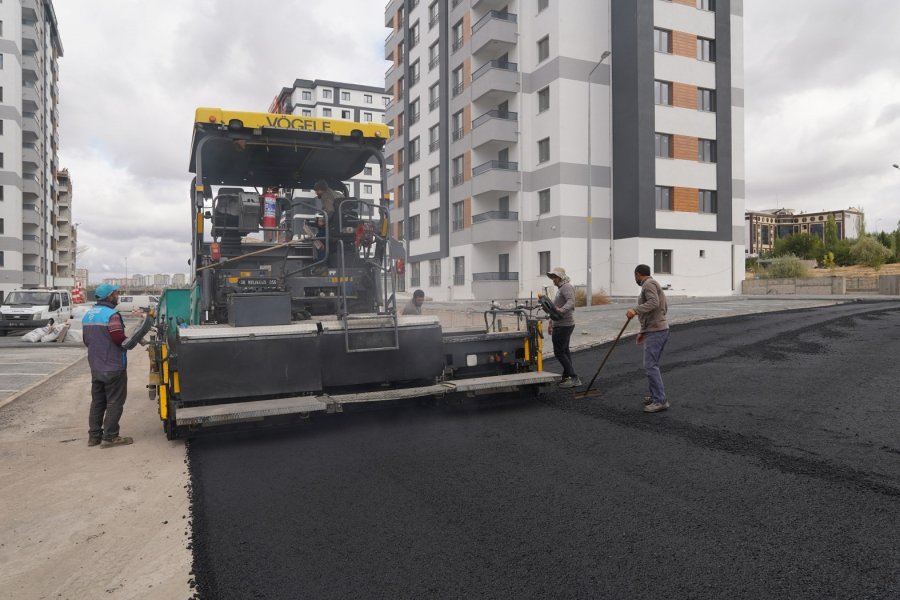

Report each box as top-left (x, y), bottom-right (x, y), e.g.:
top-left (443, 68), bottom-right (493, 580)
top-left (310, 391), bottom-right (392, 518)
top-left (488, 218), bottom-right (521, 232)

top-left (148, 385), bottom-right (158, 401)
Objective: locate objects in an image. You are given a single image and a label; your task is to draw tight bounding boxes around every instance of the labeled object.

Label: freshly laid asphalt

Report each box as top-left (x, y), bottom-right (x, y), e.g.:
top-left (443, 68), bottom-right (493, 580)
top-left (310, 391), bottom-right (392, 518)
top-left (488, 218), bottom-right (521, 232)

top-left (188, 300), bottom-right (900, 599)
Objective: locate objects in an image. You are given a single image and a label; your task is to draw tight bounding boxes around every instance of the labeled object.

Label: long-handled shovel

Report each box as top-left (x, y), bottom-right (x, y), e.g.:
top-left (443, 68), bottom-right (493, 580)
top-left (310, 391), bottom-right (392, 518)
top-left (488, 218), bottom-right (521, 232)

top-left (575, 316), bottom-right (633, 399)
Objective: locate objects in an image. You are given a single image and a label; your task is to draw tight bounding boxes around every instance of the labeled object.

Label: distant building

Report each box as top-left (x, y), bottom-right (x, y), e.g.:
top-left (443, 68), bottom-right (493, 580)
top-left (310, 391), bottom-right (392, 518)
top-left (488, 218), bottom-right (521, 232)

top-left (56, 169), bottom-right (75, 287)
top-left (153, 273), bottom-right (171, 287)
top-left (74, 268), bottom-right (88, 289)
top-left (130, 273), bottom-right (146, 288)
top-left (744, 208), bottom-right (863, 255)
top-left (172, 273), bottom-right (186, 287)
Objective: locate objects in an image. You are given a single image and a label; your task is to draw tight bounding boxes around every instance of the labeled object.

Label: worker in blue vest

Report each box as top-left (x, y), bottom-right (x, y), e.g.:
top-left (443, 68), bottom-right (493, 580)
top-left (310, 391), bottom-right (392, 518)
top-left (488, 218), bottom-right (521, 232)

top-left (82, 283), bottom-right (132, 448)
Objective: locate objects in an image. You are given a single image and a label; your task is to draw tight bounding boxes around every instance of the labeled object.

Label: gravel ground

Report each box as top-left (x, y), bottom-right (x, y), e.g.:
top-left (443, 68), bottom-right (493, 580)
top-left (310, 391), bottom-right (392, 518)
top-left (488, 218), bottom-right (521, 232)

top-left (188, 301), bottom-right (900, 600)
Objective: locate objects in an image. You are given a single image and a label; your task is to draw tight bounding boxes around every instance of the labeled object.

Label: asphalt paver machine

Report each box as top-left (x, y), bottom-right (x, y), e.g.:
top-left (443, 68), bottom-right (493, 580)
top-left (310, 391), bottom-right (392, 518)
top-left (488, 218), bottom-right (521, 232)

top-left (149, 108), bottom-right (558, 439)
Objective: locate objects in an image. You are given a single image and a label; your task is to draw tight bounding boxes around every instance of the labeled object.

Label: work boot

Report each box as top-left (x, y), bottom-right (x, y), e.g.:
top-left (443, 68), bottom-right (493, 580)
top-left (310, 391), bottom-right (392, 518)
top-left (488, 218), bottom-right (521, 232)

top-left (101, 436), bottom-right (134, 449)
top-left (559, 376), bottom-right (582, 389)
top-left (87, 438), bottom-right (102, 447)
top-left (643, 396), bottom-right (653, 406)
top-left (643, 401), bottom-right (670, 413)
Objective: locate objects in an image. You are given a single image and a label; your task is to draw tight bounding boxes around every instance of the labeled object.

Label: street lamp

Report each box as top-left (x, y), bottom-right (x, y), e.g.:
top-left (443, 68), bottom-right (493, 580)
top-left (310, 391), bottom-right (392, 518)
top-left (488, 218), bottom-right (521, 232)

top-left (893, 163), bottom-right (899, 170)
top-left (586, 49), bottom-right (611, 307)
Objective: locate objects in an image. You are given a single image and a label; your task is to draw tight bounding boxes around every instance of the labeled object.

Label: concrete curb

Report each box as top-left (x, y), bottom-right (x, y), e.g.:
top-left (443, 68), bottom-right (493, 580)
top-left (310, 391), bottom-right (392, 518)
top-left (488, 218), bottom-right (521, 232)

top-left (0, 353), bottom-right (87, 411)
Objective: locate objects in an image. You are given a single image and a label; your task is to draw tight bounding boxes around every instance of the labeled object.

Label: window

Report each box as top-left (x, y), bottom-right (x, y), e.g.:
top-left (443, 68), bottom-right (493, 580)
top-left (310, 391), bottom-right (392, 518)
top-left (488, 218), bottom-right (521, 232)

top-left (341, 91), bottom-right (351, 101)
top-left (341, 110), bottom-right (351, 119)
top-left (409, 60), bottom-right (420, 86)
top-left (538, 189), bottom-right (550, 214)
top-left (697, 88), bottom-right (716, 112)
top-left (453, 257), bottom-right (465, 285)
top-left (429, 208), bottom-right (440, 235)
top-left (654, 28), bottom-right (672, 53)
top-left (654, 250), bottom-right (672, 275)
top-left (322, 89), bottom-right (333, 99)
top-left (654, 80), bottom-right (672, 106)
top-left (428, 43), bottom-right (440, 72)
top-left (655, 186), bottom-right (673, 210)
top-left (452, 155), bottom-right (464, 186)
top-left (363, 112), bottom-right (373, 122)
top-left (0, 88), bottom-right (4, 102)
top-left (409, 137), bottom-right (420, 163)
top-left (697, 38), bottom-right (716, 62)
top-left (410, 261), bottom-right (420, 286)
top-left (452, 110), bottom-right (464, 141)
top-left (398, 183), bottom-right (405, 205)
top-left (364, 184), bottom-right (373, 195)
top-left (429, 82), bottom-right (440, 111)
top-left (0, 218), bottom-right (3, 234)
top-left (452, 21), bottom-right (464, 52)
top-left (429, 165), bottom-right (440, 193)
top-left (452, 66), bottom-right (464, 96)
top-left (409, 214), bottom-right (421, 240)
top-left (410, 20), bottom-right (420, 48)
top-left (0, 251), bottom-right (4, 267)
top-left (364, 166), bottom-right (373, 176)
top-left (537, 137), bottom-right (550, 163)
top-left (698, 0), bottom-right (715, 11)
top-left (429, 259), bottom-right (441, 286)
top-left (302, 90), bottom-right (312, 100)
top-left (538, 251), bottom-right (551, 276)
top-left (698, 139), bottom-right (717, 163)
top-left (322, 107), bottom-right (332, 117)
top-left (409, 98), bottom-right (420, 124)
top-left (538, 0), bottom-right (549, 12)
top-left (301, 109), bottom-right (312, 116)
top-left (0, 186), bottom-right (3, 201)
top-left (655, 133), bottom-right (672, 158)
top-left (452, 201), bottom-right (465, 231)
top-left (0, 120), bottom-right (4, 135)
top-left (364, 94), bottom-right (373, 104)
top-left (429, 124), bottom-right (440, 152)
top-left (537, 36), bottom-right (550, 62)
top-left (383, 96), bottom-right (391, 106)
top-left (537, 86), bottom-right (550, 112)
top-left (429, 1), bottom-right (439, 28)
top-left (499, 253), bottom-right (510, 274)
top-left (0, 153), bottom-right (4, 168)
top-left (699, 190), bottom-right (717, 214)
top-left (410, 175), bottom-right (420, 200)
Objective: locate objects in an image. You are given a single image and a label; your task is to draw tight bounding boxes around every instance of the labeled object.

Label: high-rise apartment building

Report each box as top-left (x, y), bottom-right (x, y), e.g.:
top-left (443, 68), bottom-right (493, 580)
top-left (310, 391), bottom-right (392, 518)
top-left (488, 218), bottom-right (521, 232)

top-left (0, 0), bottom-right (64, 297)
top-left (384, 0), bottom-right (744, 299)
top-left (269, 79), bottom-right (393, 209)
top-left (55, 167), bottom-right (74, 286)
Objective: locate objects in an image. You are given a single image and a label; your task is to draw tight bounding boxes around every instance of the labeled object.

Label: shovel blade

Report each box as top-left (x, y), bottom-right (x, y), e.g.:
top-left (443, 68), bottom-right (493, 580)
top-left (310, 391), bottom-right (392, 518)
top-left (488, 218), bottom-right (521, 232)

top-left (573, 387), bottom-right (604, 400)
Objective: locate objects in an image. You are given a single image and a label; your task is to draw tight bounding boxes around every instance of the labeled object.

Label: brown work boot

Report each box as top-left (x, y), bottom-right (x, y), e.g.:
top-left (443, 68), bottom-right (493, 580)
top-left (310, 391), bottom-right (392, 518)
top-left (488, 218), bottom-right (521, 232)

top-left (101, 436), bottom-right (134, 449)
top-left (87, 438), bottom-right (102, 447)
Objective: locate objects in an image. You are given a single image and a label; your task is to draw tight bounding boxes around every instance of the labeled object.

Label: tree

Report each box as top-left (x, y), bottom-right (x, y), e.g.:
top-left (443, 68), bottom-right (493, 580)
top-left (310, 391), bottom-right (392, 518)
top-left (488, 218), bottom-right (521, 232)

top-left (833, 239), bottom-right (854, 266)
top-left (824, 214), bottom-right (838, 252)
top-left (760, 254), bottom-right (807, 279)
top-left (855, 210), bottom-right (866, 238)
top-left (772, 232), bottom-right (824, 261)
top-left (850, 236), bottom-right (891, 269)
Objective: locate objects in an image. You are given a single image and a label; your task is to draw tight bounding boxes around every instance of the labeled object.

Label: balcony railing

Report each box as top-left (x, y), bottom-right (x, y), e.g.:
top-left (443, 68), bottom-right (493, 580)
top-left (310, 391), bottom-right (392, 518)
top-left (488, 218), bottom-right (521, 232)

top-left (472, 59), bottom-right (518, 81)
top-left (410, 32), bottom-right (420, 48)
top-left (409, 111), bottom-right (420, 124)
top-left (429, 224), bottom-right (440, 236)
top-left (429, 275), bottom-right (441, 286)
top-left (473, 272), bottom-right (518, 281)
top-left (429, 139), bottom-right (440, 153)
top-left (452, 128), bottom-right (465, 141)
top-left (452, 38), bottom-right (464, 53)
top-left (429, 14), bottom-right (439, 29)
top-left (410, 189), bottom-right (421, 201)
top-left (472, 210), bottom-right (518, 223)
top-left (409, 72), bottom-right (420, 86)
top-left (429, 182), bottom-right (440, 193)
top-left (472, 10), bottom-right (518, 33)
top-left (429, 97), bottom-right (440, 111)
top-left (452, 173), bottom-right (465, 187)
top-left (452, 220), bottom-right (464, 231)
top-left (472, 160), bottom-right (518, 177)
top-left (472, 109), bottom-right (517, 129)
top-left (453, 273), bottom-right (465, 286)
top-left (452, 81), bottom-right (465, 97)
top-left (429, 55), bottom-right (439, 71)
top-left (409, 149), bottom-right (420, 163)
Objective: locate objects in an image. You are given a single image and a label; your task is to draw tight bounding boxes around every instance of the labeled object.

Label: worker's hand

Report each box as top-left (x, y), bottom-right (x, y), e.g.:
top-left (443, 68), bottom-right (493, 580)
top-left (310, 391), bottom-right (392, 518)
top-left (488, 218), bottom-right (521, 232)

top-left (636, 333), bottom-right (644, 345)
top-left (626, 308), bottom-right (637, 319)
top-left (548, 323), bottom-right (553, 334)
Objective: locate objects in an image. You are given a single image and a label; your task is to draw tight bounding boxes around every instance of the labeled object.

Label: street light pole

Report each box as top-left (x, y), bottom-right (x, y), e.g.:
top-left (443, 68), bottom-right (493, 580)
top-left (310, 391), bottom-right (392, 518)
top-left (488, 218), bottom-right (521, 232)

top-left (586, 49), bottom-right (611, 307)
top-left (124, 256), bottom-right (128, 293)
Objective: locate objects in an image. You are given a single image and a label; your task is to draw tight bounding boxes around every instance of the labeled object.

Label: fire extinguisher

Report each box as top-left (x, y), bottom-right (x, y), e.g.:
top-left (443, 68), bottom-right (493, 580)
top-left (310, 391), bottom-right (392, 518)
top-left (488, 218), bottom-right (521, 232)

top-left (262, 190), bottom-right (277, 241)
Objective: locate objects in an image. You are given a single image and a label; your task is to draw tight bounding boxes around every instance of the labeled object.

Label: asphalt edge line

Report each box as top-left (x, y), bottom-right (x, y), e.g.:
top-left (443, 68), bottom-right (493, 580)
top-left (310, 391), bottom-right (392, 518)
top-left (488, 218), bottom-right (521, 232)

top-left (0, 352), bottom-right (87, 411)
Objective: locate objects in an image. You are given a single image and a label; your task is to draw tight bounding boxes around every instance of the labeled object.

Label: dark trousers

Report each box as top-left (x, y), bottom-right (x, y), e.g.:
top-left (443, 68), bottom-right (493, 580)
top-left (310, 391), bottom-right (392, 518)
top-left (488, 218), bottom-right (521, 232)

top-left (551, 324), bottom-right (576, 378)
top-left (88, 370), bottom-right (128, 441)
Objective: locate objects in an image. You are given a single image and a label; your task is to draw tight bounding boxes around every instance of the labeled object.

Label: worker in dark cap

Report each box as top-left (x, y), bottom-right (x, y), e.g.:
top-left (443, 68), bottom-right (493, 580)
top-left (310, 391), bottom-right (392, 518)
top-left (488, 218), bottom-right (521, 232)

top-left (546, 266), bottom-right (581, 388)
top-left (402, 289), bottom-right (425, 315)
top-left (82, 283), bottom-right (133, 448)
top-left (313, 180), bottom-right (342, 222)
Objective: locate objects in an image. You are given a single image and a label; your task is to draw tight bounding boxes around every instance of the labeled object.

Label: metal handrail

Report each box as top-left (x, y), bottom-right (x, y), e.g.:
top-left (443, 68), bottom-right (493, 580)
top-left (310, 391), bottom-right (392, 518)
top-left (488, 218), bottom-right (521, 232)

top-left (472, 60), bottom-right (517, 81)
top-left (472, 110), bottom-right (518, 129)
top-left (473, 271), bottom-right (519, 281)
top-left (472, 160), bottom-right (518, 176)
top-left (472, 210), bottom-right (518, 223)
top-left (472, 10), bottom-right (518, 33)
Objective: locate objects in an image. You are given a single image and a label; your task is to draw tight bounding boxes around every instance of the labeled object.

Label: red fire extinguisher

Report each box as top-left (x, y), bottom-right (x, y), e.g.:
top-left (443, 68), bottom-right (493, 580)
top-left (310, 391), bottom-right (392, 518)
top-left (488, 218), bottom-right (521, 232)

top-left (262, 190), bottom-right (277, 241)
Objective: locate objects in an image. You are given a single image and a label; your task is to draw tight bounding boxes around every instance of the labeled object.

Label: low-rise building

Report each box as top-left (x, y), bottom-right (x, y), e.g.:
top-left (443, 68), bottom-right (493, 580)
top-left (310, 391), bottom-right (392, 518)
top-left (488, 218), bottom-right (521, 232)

top-left (744, 208), bottom-right (863, 255)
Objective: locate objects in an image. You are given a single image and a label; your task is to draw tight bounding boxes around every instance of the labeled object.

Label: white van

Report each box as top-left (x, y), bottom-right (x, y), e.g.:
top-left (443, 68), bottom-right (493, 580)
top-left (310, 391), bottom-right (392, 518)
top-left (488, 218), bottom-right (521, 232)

top-left (116, 294), bottom-right (159, 314)
top-left (0, 289), bottom-right (73, 336)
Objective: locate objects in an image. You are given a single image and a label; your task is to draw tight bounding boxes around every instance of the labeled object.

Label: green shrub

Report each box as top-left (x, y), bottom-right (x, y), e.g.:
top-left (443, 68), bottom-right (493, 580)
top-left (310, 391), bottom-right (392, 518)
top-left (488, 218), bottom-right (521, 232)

top-left (850, 236), bottom-right (892, 269)
top-left (822, 251), bottom-right (835, 269)
top-left (772, 233), bottom-right (824, 260)
top-left (833, 239), bottom-right (854, 266)
top-left (759, 254), bottom-right (808, 279)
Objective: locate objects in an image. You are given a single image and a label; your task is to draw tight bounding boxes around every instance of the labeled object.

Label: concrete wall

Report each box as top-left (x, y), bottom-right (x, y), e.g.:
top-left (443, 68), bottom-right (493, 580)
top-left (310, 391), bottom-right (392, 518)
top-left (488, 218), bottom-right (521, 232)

top-left (742, 277), bottom-right (845, 296)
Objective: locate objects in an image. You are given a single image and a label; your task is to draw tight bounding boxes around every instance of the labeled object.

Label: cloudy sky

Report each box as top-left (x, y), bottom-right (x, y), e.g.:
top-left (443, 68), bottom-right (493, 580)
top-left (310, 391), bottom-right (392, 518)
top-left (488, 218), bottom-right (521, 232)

top-left (54, 0), bottom-right (900, 281)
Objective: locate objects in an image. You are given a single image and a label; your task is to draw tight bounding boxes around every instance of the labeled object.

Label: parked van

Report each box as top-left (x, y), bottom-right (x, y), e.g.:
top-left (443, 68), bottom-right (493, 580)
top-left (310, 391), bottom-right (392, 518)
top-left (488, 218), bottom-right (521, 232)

top-left (116, 294), bottom-right (159, 314)
top-left (0, 289), bottom-right (73, 336)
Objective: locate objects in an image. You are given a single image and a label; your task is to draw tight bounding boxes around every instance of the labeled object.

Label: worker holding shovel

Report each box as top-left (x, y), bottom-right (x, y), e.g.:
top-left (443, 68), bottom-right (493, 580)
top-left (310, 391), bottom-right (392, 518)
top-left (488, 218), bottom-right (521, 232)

top-left (626, 264), bottom-right (670, 413)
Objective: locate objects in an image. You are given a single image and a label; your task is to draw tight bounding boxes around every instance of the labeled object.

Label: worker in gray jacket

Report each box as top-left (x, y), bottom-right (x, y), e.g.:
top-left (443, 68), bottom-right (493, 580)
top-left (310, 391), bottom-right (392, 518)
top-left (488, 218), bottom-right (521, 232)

top-left (626, 264), bottom-right (670, 413)
top-left (547, 267), bottom-right (581, 388)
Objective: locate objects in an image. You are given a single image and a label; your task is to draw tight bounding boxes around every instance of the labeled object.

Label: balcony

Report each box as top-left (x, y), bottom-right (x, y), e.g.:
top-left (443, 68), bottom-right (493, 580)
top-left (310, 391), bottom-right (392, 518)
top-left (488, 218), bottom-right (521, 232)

top-left (471, 11), bottom-right (518, 56)
top-left (24, 176), bottom-right (41, 198)
top-left (471, 160), bottom-right (520, 196)
top-left (471, 211), bottom-right (519, 243)
top-left (472, 272), bottom-right (519, 301)
top-left (471, 60), bottom-right (519, 102)
top-left (385, 0), bottom-right (400, 27)
top-left (385, 65), bottom-right (400, 88)
top-left (23, 238), bottom-right (40, 255)
top-left (472, 0), bottom-right (510, 9)
top-left (22, 205), bottom-right (41, 226)
top-left (22, 84), bottom-right (40, 112)
top-left (23, 112), bottom-right (40, 136)
top-left (23, 54), bottom-right (39, 79)
top-left (471, 110), bottom-right (518, 149)
top-left (22, 143), bottom-right (41, 169)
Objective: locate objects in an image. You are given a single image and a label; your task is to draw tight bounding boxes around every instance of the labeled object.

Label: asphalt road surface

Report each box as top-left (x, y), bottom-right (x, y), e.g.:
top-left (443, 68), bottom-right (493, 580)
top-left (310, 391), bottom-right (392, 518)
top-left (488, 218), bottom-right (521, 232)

top-left (188, 301), bottom-right (900, 600)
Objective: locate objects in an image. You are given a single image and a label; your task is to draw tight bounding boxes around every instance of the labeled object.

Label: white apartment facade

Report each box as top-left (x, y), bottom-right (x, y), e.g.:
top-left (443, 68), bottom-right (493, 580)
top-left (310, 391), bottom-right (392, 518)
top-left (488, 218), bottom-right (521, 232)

top-left (0, 0), bottom-right (65, 298)
top-left (269, 80), bottom-right (393, 213)
top-left (384, 0), bottom-right (744, 299)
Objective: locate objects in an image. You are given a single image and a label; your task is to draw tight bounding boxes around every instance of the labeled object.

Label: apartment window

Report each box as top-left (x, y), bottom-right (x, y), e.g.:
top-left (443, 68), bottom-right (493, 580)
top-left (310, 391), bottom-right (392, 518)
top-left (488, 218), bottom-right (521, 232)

top-left (537, 137), bottom-right (550, 163)
top-left (655, 186), bottom-right (673, 210)
top-left (452, 201), bottom-right (465, 230)
top-left (429, 82), bottom-right (440, 111)
top-left (453, 257), bottom-right (465, 286)
top-left (537, 86), bottom-right (550, 112)
top-left (398, 183), bottom-right (405, 206)
top-left (429, 165), bottom-right (440, 192)
top-left (383, 96), bottom-right (391, 106)
top-left (409, 214), bottom-right (421, 240)
top-left (409, 60), bottom-right (420, 86)
top-left (0, 218), bottom-right (3, 234)
top-left (538, 0), bottom-right (549, 12)
top-left (538, 251), bottom-right (551, 276)
top-left (452, 21), bottom-right (464, 52)
top-left (499, 254), bottom-right (510, 275)
top-left (654, 250), bottom-right (672, 275)
top-left (302, 90), bottom-right (312, 100)
top-left (429, 1), bottom-right (439, 28)
top-left (537, 36), bottom-right (550, 63)
top-left (0, 88), bottom-right (4, 102)
top-left (341, 91), bottom-right (351, 102)
top-left (538, 189), bottom-right (550, 214)
top-left (322, 89), bottom-right (333, 99)
top-left (410, 137), bottom-right (420, 163)
top-left (0, 251), bottom-right (4, 267)
top-left (364, 166), bottom-right (373, 176)
top-left (429, 259), bottom-right (441, 286)
top-left (322, 107), bottom-right (332, 117)
top-left (698, 0), bottom-right (716, 11)
top-left (697, 38), bottom-right (716, 62)
top-left (654, 28), bottom-right (672, 53)
top-left (429, 208), bottom-right (440, 236)
top-left (410, 261), bottom-right (420, 286)
top-left (655, 80), bottom-right (672, 106)
top-left (0, 153), bottom-right (4, 168)
top-left (0, 54), bottom-right (4, 69)
top-left (428, 43), bottom-right (440, 73)
top-left (301, 109), bottom-right (312, 116)
top-left (364, 94), bottom-right (373, 104)
top-left (429, 124), bottom-right (440, 153)
top-left (452, 110), bottom-right (464, 141)
top-left (341, 110), bottom-right (351, 119)
top-left (364, 184), bottom-right (373, 195)
top-left (697, 88), bottom-right (716, 112)
top-left (698, 139), bottom-right (717, 163)
top-left (452, 156), bottom-right (464, 186)
top-left (410, 98), bottom-right (421, 124)
top-left (410, 21), bottom-right (420, 48)
top-left (655, 133), bottom-right (672, 158)
top-left (363, 112), bottom-right (373, 122)
top-left (0, 186), bottom-right (4, 201)
top-left (699, 190), bottom-right (717, 214)
top-left (0, 120), bottom-right (3, 135)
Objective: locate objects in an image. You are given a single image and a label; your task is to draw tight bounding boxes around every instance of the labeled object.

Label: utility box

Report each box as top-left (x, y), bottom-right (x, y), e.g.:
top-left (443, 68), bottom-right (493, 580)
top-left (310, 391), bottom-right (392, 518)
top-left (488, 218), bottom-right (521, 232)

top-left (227, 292), bottom-right (291, 327)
